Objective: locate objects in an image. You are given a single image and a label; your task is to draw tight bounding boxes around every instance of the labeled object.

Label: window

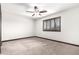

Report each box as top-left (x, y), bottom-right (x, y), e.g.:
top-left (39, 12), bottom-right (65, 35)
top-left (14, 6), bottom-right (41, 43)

top-left (43, 16), bottom-right (61, 32)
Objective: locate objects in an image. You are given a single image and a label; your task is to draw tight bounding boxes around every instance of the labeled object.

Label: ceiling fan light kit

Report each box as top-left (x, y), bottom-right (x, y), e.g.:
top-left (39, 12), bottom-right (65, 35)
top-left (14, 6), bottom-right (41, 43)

top-left (26, 6), bottom-right (47, 16)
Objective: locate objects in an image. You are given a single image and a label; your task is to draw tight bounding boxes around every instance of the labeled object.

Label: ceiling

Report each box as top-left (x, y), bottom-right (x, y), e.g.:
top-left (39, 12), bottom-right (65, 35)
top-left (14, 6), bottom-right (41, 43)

top-left (20, 3), bottom-right (79, 19)
top-left (2, 3), bottom-right (79, 19)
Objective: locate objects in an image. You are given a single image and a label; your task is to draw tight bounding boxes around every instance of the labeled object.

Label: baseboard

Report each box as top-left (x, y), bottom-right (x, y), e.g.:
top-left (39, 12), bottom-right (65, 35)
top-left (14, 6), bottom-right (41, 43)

top-left (2, 36), bottom-right (36, 42)
top-left (35, 36), bottom-right (79, 47)
top-left (2, 36), bottom-right (79, 47)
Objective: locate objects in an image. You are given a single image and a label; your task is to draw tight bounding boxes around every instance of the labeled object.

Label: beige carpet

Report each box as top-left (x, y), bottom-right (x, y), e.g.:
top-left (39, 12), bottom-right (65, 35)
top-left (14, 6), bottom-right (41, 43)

top-left (1, 37), bottom-right (79, 55)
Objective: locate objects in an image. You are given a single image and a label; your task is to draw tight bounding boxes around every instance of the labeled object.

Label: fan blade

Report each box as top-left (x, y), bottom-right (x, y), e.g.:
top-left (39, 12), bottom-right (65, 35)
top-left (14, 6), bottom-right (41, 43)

top-left (26, 11), bottom-right (34, 13)
top-left (32, 14), bottom-right (35, 16)
top-left (40, 10), bottom-right (47, 13)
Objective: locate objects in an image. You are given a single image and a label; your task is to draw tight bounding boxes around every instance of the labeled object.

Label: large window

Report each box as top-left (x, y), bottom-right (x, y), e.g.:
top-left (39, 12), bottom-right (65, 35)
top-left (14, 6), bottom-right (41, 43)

top-left (43, 16), bottom-right (61, 32)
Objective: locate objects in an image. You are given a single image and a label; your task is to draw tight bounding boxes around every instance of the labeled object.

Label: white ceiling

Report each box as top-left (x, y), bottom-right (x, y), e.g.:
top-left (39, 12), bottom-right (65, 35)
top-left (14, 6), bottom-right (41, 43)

top-left (19, 3), bottom-right (79, 19)
top-left (2, 3), bottom-right (79, 19)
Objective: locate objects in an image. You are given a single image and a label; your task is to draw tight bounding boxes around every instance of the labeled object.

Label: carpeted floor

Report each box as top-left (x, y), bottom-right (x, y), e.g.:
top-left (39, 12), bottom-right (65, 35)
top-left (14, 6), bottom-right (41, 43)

top-left (1, 37), bottom-right (79, 55)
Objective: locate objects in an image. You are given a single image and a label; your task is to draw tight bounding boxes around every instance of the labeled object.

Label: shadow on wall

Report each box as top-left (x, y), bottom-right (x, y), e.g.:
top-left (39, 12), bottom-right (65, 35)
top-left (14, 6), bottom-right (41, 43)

top-left (0, 4), bottom-right (1, 53)
top-left (3, 10), bottom-right (33, 20)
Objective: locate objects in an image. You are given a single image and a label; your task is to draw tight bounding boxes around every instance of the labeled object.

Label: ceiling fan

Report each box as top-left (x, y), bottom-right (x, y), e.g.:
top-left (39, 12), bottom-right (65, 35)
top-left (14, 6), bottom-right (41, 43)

top-left (26, 6), bottom-right (47, 16)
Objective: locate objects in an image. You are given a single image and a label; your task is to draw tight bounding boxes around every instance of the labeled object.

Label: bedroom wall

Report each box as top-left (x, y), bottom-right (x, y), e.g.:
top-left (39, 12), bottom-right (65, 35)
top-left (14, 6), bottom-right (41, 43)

top-left (2, 3), bottom-right (35, 41)
top-left (35, 6), bottom-right (79, 45)
top-left (2, 3), bottom-right (79, 45)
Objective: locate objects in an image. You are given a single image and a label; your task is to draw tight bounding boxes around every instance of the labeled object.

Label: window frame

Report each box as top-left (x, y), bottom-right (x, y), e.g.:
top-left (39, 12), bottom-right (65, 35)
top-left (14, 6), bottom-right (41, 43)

top-left (43, 16), bottom-right (61, 32)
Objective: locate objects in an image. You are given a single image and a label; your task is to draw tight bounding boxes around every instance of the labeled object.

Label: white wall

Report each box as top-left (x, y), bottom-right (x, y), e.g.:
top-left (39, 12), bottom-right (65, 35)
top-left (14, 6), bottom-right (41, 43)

top-left (2, 3), bottom-right (35, 41)
top-left (35, 6), bottom-right (79, 45)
